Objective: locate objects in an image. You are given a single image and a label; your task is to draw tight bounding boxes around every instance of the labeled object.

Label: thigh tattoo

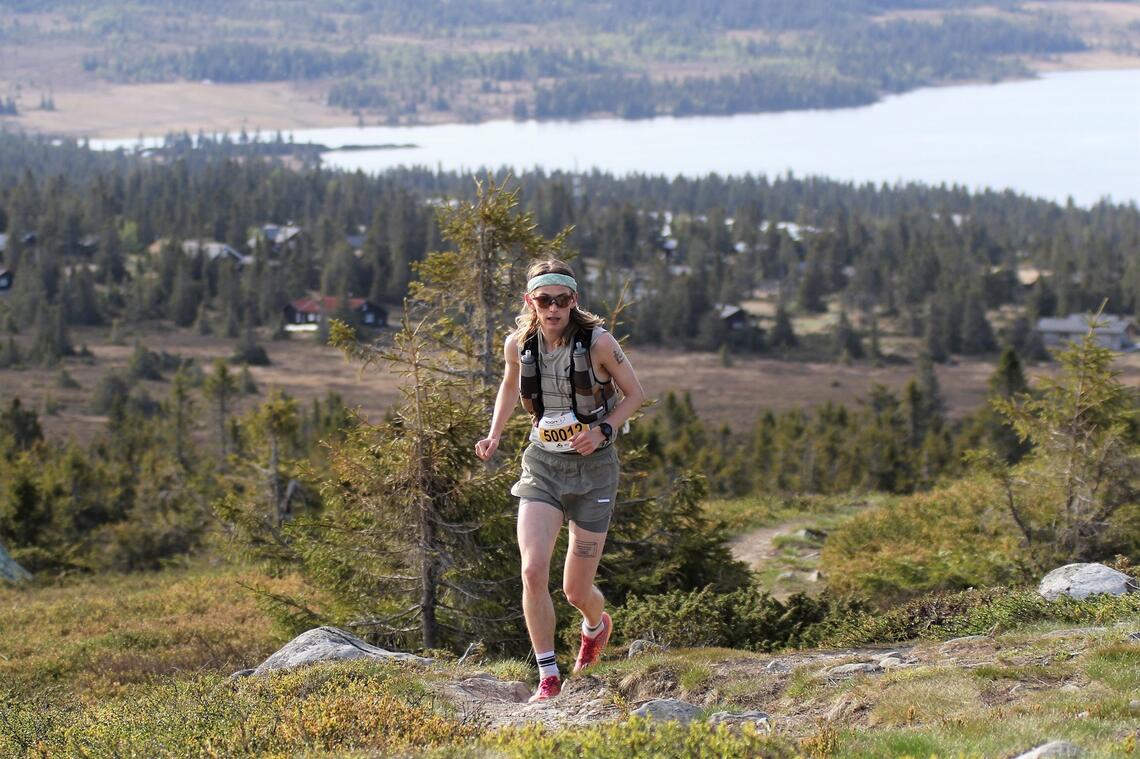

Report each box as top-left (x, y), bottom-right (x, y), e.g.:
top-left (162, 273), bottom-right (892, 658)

top-left (573, 540), bottom-right (599, 558)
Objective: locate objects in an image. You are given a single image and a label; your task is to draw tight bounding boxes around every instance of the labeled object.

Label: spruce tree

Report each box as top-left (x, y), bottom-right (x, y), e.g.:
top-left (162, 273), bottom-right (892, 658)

top-left (203, 359), bottom-right (238, 457)
top-left (991, 308), bottom-right (1140, 567)
top-left (832, 309), bottom-right (864, 361)
top-left (769, 302), bottom-right (797, 349)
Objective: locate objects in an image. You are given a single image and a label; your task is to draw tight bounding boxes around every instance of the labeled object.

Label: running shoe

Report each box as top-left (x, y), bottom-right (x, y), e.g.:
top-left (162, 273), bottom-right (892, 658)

top-left (528, 675), bottom-right (562, 703)
top-left (572, 611), bottom-right (612, 674)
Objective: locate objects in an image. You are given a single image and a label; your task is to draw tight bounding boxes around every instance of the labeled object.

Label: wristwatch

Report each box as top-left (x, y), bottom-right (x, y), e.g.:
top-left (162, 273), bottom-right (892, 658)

top-left (598, 422), bottom-right (613, 445)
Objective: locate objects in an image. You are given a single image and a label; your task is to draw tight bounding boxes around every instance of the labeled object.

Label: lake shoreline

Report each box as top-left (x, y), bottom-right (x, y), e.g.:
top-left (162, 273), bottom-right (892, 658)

top-left (3, 55), bottom-right (1138, 142)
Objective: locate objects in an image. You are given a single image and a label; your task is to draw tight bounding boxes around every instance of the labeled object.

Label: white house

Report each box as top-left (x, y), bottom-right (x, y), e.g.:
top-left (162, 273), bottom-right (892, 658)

top-left (1036, 314), bottom-right (1137, 351)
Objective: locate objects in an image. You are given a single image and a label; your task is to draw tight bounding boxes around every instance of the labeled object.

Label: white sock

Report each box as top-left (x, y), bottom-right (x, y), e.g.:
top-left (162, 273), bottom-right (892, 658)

top-left (582, 616), bottom-right (605, 639)
top-left (536, 650), bottom-right (559, 680)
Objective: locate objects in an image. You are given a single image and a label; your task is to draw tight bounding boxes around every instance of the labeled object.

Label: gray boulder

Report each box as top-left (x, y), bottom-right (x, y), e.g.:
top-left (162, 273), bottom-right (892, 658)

top-left (631, 698), bottom-right (702, 724)
top-left (626, 639), bottom-right (664, 658)
top-left (250, 626), bottom-right (433, 676)
top-left (708, 710), bottom-right (772, 732)
top-left (1038, 563), bottom-right (1138, 601)
top-left (1011, 740), bottom-right (1085, 758)
top-left (0, 541), bottom-right (30, 583)
top-left (454, 674), bottom-right (531, 703)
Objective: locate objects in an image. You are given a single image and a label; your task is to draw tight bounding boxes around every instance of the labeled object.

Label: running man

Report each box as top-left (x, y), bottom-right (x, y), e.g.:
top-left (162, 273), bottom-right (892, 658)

top-left (476, 258), bottom-right (646, 702)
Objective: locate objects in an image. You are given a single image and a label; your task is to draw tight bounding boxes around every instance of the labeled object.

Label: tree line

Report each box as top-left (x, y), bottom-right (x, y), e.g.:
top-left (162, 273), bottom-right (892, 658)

top-left (0, 131), bottom-right (1137, 367)
top-left (4, 0), bottom-right (1084, 124)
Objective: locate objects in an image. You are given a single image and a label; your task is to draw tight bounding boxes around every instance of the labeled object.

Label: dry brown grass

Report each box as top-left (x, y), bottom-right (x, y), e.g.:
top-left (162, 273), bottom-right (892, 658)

top-left (6, 324), bottom-right (1140, 444)
top-left (0, 564), bottom-right (302, 699)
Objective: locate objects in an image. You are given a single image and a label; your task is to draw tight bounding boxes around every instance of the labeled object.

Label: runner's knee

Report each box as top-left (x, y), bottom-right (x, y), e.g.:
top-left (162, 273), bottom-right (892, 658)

top-left (521, 557), bottom-right (551, 591)
top-left (563, 579), bottom-right (595, 609)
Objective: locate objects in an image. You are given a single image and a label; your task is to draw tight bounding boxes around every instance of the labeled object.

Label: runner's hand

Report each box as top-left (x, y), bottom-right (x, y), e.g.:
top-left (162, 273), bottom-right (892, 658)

top-left (475, 436), bottom-right (499, 460)
top-left (570, 426), bottom-right (604, 456)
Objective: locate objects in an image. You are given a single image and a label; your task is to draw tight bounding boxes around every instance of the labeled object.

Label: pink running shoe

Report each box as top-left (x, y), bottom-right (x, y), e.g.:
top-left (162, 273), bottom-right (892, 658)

top-left (528, 675), bottom-right (562, 703)
top-left (573, 612), bottom-right (612, 674)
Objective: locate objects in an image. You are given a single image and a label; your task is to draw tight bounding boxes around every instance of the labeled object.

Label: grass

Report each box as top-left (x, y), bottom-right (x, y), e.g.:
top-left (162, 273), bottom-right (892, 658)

top-left (0, 562), bottom-right (298, 700)
top-left (3, 562), bottom-right (1139, 757)
top-left (704, 492), bottom-right (873, 535)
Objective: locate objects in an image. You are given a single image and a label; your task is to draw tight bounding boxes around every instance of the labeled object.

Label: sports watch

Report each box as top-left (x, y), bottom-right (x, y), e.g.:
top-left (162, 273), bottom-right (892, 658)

top-left (598, 422), bottom-right (613, 444)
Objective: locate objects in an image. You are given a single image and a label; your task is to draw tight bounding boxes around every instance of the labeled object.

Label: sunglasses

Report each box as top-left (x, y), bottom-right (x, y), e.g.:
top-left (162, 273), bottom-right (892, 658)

top-left (532, 293), bottom-right (574, 309)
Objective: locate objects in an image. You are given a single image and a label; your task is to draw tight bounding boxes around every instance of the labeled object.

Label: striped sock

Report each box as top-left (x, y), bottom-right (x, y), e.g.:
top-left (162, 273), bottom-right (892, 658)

top-left (583, 617), bottom-right (605, 639)
top-left (536, 650), bottom-right (559, 680)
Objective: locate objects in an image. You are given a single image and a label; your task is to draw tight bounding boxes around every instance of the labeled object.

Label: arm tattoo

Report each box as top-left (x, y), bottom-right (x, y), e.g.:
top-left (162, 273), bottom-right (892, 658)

top-left (573, 540), bottom-right (599, 558)
top-left (612, 348), bottom-right (626, 365)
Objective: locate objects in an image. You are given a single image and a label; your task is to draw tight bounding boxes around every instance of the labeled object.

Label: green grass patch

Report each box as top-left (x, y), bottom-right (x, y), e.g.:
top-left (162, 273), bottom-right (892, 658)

top-left (1086, 643), bottom-right (1140, 693)
top-left (703, 492), bottom-right (870, 536)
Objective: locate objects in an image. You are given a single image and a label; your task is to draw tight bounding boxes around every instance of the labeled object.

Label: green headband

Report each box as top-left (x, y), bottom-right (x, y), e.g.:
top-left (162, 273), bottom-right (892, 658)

top-left (527, 273), bottom-right (577, 292)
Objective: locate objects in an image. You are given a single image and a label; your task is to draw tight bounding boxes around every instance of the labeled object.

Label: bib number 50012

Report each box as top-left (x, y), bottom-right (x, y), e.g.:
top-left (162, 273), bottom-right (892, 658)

top-left (539, 421), bottom-right (584, 443)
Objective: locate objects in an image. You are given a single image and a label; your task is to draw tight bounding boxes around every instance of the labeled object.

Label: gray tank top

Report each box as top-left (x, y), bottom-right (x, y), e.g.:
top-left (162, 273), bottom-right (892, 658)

top-left (536, 332), bottom-right (573, 413)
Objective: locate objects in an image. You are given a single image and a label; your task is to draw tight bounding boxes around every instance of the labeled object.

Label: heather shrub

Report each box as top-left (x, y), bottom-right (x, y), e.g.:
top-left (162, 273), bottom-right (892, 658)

top-left (615, 585), bottom-right (857, 651)
top-left (473, 719), bottom-right (798, 759)
top-left (820, 475), bottom-right (1032, 605)
top-left (821, 585), bottom-right (1140, 647)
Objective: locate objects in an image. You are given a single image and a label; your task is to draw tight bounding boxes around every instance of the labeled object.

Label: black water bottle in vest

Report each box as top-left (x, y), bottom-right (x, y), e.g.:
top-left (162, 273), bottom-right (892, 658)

top-left (572, 341), bottom-right (599, 422)
top-left (520, 349), bottom-right (542, 417)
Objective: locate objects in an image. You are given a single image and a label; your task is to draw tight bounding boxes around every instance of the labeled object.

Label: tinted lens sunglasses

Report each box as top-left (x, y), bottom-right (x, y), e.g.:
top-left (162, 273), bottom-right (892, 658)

top-left (533, 293), bottom-right (574, 309)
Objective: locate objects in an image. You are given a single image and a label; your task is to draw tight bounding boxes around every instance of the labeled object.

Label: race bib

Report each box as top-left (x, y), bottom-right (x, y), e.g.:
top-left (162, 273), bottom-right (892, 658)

top-left (532, 410), bottom-right (586, 452)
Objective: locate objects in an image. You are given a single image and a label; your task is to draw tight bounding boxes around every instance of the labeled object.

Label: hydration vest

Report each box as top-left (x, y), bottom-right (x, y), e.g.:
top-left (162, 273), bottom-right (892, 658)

top-left (518, 327), bottom-right (617, 426)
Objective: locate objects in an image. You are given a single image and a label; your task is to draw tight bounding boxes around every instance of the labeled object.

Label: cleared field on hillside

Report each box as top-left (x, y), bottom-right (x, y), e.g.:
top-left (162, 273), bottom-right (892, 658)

top-left (3, 325), bottom-right (1137, 445)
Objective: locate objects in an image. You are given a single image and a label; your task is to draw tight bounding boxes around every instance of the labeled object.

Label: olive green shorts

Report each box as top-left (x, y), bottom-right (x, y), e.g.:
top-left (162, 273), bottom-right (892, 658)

top-left (511, 443), bottom-right (619, 533)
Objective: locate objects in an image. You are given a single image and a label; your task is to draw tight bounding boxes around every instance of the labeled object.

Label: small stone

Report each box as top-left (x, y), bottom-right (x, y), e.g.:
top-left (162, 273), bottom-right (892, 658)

top-left (828, 662), bottom-right (880, 676)
top-left (631, 698), bottom-right (702, 724)
top-left (805, 570), bottom-right (823, 583)
top-left (228, 668), bottom-right (255, 679)
top-left (1011, 741), bottom-right (1085, 759)
top-left (874, 651), bottom-right (902, 661)
top-left (1060, 684), bottom-right (1080, 692)
top-left (708, 710), bottom-right (772, 732)
top-left (776, 571), bottom-right (796, 580)
top-left (1127, 631), bottom-right (1140, 641)
top-left (764, 659), bottom-right (783, 672)
top-left (795, 528), bottom-right (828, 541)
top-left (626, 639), bottom-right (664, 659)
top-left (940, 635), bottom-right (991, 651)
top-left (878, 657), bottom-right (903, 668)
top-left (1128, 699), bottom-right (1140, 712)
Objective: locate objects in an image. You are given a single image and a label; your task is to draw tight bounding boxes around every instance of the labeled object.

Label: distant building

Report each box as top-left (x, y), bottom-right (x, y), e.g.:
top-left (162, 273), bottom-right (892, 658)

top-left (714, 304), bottom-right (749, 331)
top-left (182, 239), bottom-right (250, 266)
top-left (1036, 314), bottom-right (1136, 351)
top-left (0, 268), bottom-right (12, 293)
top-left (283, 295), bottom-right (387, 332)
top-left (77, 234), bottom-right (100, 257)
top-left (250, 224), bottom-right (304, 254)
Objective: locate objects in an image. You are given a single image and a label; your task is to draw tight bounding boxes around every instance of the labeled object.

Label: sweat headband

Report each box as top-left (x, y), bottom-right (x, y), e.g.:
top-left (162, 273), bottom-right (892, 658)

top-left (527, 273), bottom-right (577, 292)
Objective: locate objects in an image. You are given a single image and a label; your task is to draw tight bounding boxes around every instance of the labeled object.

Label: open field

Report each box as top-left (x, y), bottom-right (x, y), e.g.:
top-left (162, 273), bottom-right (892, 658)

top-left (4, 323), bottom-right (1139, 446)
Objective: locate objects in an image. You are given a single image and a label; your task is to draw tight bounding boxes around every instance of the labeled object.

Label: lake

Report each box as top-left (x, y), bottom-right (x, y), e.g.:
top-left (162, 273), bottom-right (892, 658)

top-left (97, 69), bottom-right (1140, 207)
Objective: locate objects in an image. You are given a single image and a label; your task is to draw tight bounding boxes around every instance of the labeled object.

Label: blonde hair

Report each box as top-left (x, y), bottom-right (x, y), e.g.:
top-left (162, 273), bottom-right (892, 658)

top-left (511, 259), bottom-right (604, 345)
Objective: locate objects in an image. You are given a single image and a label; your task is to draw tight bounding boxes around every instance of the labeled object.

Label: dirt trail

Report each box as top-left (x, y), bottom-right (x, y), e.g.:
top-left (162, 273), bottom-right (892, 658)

top-left (726, 522), bottom-right (809, 570)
